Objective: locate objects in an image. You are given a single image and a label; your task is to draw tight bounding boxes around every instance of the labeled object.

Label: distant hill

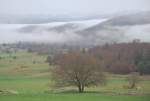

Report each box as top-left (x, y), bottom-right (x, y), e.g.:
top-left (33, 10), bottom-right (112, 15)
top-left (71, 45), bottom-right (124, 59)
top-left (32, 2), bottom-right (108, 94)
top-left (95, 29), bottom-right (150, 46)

top-left (0, 11), bottom-right (150, 46)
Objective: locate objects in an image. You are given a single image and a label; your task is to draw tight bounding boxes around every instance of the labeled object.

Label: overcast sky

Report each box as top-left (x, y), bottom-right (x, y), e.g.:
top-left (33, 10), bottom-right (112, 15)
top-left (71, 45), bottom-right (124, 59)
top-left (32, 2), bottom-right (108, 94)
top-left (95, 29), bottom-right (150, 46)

top-left (0, 0), bottom-right (150, 16)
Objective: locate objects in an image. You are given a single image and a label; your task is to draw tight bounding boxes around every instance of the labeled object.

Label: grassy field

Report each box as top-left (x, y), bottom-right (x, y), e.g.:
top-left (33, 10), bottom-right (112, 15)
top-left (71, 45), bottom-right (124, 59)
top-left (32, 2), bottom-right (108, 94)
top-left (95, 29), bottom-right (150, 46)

top-left (0, 51), bottom-right (150, 101)
top-left (0, 93), bottom-right (150, 101)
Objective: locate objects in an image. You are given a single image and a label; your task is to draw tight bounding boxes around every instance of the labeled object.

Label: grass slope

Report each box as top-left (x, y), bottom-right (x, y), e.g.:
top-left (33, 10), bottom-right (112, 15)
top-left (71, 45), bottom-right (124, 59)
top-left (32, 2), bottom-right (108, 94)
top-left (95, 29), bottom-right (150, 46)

top-left (0, 94), bottom-right (150, 101)
top-left (0, 51), bottom-right (150, 101)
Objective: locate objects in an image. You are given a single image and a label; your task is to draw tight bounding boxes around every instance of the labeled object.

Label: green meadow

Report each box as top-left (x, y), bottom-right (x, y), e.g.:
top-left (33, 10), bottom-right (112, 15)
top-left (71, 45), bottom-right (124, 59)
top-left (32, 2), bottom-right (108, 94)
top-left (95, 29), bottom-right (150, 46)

top-left (0, 51), bottom-right (150, 101)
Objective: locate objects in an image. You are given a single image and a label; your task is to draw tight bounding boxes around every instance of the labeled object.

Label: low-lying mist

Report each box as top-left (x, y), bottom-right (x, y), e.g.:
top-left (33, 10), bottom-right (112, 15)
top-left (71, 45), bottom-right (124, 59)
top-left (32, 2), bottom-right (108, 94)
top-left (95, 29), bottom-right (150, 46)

top-left (0, 18), bottom-right (150, 46)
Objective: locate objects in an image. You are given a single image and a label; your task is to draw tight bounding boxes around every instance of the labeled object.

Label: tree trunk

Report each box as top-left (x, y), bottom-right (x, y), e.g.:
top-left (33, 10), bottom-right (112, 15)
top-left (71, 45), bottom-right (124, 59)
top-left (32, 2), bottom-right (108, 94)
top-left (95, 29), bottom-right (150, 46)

top-left (78, 84), bottom-right (82, 93)
top-left (78, 84), bottom-right (84, 93)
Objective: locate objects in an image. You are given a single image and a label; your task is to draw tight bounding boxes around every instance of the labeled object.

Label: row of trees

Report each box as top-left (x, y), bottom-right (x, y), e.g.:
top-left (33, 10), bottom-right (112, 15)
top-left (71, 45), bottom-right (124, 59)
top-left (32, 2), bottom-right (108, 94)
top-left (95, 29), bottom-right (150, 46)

top-left (89, 42), bottom-right (150, 75)
top-left (46, 42), bottom-right (149, 92)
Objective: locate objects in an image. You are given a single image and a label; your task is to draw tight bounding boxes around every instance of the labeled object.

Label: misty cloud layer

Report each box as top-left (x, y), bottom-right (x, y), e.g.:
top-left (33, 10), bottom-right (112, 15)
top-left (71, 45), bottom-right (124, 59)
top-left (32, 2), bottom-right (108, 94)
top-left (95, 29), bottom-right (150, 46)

top-left (0, 19), bottom-right (150, 45)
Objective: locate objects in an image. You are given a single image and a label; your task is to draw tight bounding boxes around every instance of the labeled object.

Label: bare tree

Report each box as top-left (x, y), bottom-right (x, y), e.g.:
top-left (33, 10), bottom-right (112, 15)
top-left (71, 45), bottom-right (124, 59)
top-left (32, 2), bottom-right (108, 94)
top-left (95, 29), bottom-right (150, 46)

top-left (50, 51), bottom-right (105, 93)
top-left (127, 72), bottom-right (139, 89)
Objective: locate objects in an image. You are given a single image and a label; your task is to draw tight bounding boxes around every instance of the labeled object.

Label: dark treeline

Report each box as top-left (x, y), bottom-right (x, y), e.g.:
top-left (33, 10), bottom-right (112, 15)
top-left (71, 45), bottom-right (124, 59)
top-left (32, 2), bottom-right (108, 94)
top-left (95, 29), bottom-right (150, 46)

top-left (0, 42), bottom-right (80, 55)
top-left (89, 42), bottom-right (150, 75)
top-left (46, 41), bottom-right (150, 92)
top-left (1, 41), bottom-right (150, 75)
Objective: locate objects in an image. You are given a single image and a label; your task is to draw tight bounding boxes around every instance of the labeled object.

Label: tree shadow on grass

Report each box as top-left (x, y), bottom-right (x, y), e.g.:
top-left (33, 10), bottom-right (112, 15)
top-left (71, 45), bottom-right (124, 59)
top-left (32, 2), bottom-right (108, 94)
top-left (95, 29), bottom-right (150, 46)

top-left (44, 89), bottom-right (149, 96)
top-left (44, 89), bottom-right (113, 95)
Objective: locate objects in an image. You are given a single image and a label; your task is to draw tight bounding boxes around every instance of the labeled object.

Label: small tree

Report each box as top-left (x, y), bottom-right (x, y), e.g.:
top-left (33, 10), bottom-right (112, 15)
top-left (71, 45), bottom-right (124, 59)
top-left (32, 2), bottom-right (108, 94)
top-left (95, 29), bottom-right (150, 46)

top-left (51, 51), bottom-right (105, 93)
top-left (46, 55), bottom-right (53, 65)
top-left (127, 72), bottom-right (139, 89)
top-left (12, 56), bottom-right (17, 60)
top-left (137, 62), bottom-right (150, 75)
top-left (27, 48), bottom-right (33, 53)
top-left (0, 56), bottom-right (2, 60)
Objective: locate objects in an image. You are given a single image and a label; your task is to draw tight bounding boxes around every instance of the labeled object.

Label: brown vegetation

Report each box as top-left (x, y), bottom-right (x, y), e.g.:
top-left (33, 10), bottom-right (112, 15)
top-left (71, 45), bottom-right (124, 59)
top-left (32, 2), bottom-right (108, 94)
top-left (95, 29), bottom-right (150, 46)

top-left (50, 51), bottom-right (105, 93)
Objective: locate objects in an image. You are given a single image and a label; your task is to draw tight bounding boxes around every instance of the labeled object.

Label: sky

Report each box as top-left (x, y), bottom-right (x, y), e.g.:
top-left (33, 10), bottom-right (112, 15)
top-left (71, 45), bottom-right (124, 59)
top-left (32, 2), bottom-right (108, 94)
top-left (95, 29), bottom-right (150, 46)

top-left (0, 0), bottom-right (150, 16)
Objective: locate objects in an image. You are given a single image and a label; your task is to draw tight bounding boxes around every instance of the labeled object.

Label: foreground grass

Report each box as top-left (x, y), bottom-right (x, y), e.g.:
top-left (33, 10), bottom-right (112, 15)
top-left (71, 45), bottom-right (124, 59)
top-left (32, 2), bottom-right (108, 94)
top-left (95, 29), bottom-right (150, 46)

top-left (0, 51), bottom-right (150, 101)
top-left (0, 93), bottom-right (150, 101)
